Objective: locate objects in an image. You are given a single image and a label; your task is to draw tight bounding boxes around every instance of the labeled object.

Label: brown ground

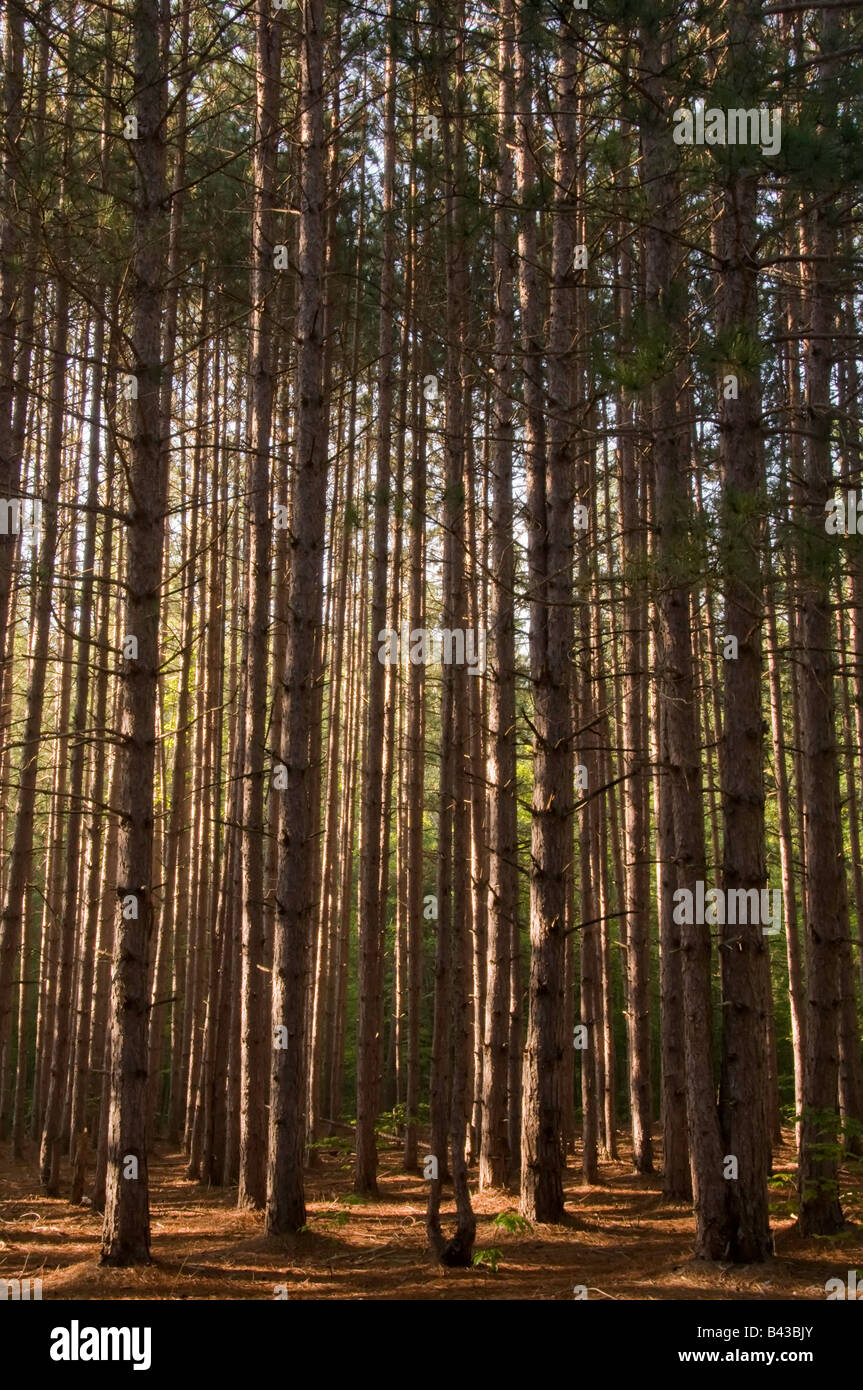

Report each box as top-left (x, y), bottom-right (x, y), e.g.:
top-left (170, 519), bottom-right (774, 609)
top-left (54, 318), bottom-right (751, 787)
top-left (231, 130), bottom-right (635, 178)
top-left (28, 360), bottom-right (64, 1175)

top-left (1, 1133), bottom-right (860, 1299)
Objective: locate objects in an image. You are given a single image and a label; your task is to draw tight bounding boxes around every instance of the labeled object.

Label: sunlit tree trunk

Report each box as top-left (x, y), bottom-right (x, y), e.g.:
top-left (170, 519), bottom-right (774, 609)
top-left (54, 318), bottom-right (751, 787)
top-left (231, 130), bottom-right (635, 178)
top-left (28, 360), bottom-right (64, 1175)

top-left (267, 0), bottom-right (327, 1235)
top-left (101, 0), bottom-right (169, 1266)
top-left (480, 0), bottom-right (516, 1193)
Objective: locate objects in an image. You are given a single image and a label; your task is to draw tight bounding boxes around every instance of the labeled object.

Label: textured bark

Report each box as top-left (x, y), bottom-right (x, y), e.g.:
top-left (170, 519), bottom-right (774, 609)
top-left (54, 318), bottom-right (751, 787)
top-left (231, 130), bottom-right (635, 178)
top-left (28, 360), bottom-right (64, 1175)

top-left (714, 0), bottom-right (772, 1261)
top-left (355, 7), bottom-right (396, 1195)
top-left (320, 170), bottom-right (364, 1130)
top-left (520, 25), bottom-right (575, 1225)
top-left (513, 16), bottom-right (548, 1209)
top-left (842, 297), bottom-right (863, 998)
top-left (0, 10), bottom-right (62, 1108)
top-left (328, 524), bottom-right (364, 1123)
top-left (267, 0), bottom-right (327, 1235)
top-left (508, 18), bottom-right (544, 1189)
top-left (641, 19), bottom-right (727, 1257)
top-left (426, 0), bottom-right (476, 1266)
top-left (480, 0), bottom-right (516, 1192)
top-left (796, 11), bottom-right (846, 1237)
top-left (101, 0), bottom-right (168, 1265)
top-left (0, 0), bottom-right (25, 663)
top-left (618, 196), bottom-right (653, 1174)
top-left (466, 453), bottom-right (487, 1165)
top-left (41, 303), bottom-right (103, 1192)
top-left (0, 282), bottom-right (68, 1127)
top-left (765, 575), bottom-right (805, 1137)
top-left (154, 320), bottom-right (202, 1145)
top-left (597, 732), bottom-right (618, 1161)
top-left (145, 0), bottom-right (192, 1143)
top-left (387, 256), bottom-right (413, 1123)
top-left (70, 401), bottom-right (115, 1158)
top-left (239, 0), bottom-right (282, 1213)
top-left (654, 690), bottom-right (691, 1201)
top-left (180, 494), bottom-right (214, 1159)
top-left (92, 649), bottom-right (123, 1212)
top-left (403, 298), bottom-right (426, 1173)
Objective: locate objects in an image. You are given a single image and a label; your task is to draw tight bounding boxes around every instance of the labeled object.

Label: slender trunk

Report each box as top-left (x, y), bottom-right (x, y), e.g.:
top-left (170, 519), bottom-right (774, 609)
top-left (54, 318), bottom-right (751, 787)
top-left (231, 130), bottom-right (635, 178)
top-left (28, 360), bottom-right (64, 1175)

top-left (267, 0), bottom-right (327, 1234)
top-left (101, 0), bottom-right (168, 1264)
top-left (796, 10), bottom-right (846, 1237)
top-left (41, 303), bottom-right (104, 1191)
top-left (618, 193), bottom-right (653, 1172)
top-left (239, 0), bottom-right (282, 1212)
top-left (713, 0), bottom-right (772, 1261)
top-left (641, 20), bottom-right (726, 1256)
top-left (427, 0), bottom-right (476, 1265)
top-left (520, 24), bottom-right (575, 1224)
top-left (355, 6), bottom-right (396, 1194)
top-left (480, 0), bottom-right (516, 1193)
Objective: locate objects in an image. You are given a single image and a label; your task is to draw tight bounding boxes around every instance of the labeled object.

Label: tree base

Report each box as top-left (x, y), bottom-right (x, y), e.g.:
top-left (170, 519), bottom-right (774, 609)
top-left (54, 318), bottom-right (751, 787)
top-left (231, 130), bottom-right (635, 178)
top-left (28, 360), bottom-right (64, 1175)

top-left (99, 1248), bottom-right (152, 1268)
top-left (438, 1233), bottom-right (474, 1267)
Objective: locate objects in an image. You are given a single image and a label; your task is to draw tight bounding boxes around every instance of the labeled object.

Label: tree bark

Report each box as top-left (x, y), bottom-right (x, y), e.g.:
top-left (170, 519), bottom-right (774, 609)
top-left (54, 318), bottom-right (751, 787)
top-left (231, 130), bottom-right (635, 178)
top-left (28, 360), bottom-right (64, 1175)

top-left (713, 0), bottom-right (772, 1261)
top-left (480, 0), bottom-right (517, 1193)
top-left (520, 21), bottom-right (576, 1225)
top-left (101, 0), bottom-right (168, 1265)
top-left (355, 2), bottom-right (397, 1195)
top-left (641, 17), bottom-right (727, 1257)
top-left (239, 0), bottom-right (282, 1213)
top-left (267, 0), bottom-right (327, 1235)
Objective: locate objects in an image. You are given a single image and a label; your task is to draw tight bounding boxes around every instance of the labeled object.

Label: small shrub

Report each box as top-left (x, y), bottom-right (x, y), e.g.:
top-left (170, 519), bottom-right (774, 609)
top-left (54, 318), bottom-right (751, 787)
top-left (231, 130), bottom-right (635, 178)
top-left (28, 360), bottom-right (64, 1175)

top-left (472, 1247), bottom-right (503, 1273)
top-left (494, 1211), bottom-right (532, 1235)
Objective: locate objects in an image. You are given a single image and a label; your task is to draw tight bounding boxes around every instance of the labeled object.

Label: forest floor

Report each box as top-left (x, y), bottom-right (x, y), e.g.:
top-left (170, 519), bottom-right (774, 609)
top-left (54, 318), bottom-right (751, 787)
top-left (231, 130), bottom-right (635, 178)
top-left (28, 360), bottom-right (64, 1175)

top-left (1, 1132), bottom-right (861, 1300)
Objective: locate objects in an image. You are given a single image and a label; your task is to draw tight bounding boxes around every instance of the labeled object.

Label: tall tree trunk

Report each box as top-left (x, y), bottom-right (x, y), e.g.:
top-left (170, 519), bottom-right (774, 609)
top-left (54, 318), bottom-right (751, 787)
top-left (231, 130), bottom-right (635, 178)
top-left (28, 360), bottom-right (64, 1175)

top-left (101, 0), bottom-right (168, 1265)
top-left (520, 21), bottom-right (575, 1225)
top-left (0, 0), bottom-right (25, 663)
top-left (355, 3), bottom-right (396, 1195)
top-left (40, 302), bottom-right (104, 1192)
top-left (617, 172), bottom-right (653, 1175)
top-left (426, 0), bottom-right (476, 1266)
top-left (267, 0), bottom-right (327, 1235)
top-left (239, 0), bottom-right (282, 1213)
top-left (641, 16), bottom-right (727, 1257)
top-left (480, 0), bottom-right (516, 1193)
top-left (714, 0), bottom-right (772, 1261)
top-left (0, 271), bottom-right (69, 1127)
top-left (403, 256), bottom-right (426, 1173)
top-left (796, 9), bottom-right (847, 1237)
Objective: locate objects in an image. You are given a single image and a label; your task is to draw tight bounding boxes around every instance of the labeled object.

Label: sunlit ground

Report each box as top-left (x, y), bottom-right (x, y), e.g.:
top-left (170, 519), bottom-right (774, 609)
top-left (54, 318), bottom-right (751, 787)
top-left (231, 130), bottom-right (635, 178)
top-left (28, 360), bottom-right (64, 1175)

top-left (1, 1134), bottom-right (860, 1300)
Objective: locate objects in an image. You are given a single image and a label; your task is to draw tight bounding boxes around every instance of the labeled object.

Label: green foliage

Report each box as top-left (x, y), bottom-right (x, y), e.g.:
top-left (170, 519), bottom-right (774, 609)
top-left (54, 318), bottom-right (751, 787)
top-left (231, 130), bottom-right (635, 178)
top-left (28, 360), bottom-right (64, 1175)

top-left (493, 1212), bottom-right (533, 1235)
top-left (322, 1211), bottom-right (351, 1229)
top-left (612, 302), bottom-right (679, 395)
top-left (375, 1104), bottom-right (406, 1137)
top-left (700, 324), bottom-right (766, 384)
top-left (472, 1247), bottom-right (503, 1273)
top-left (767, 1171), bottom-right (797, 1221)
top-left (309, 1135), bottom-right (352, 1156)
